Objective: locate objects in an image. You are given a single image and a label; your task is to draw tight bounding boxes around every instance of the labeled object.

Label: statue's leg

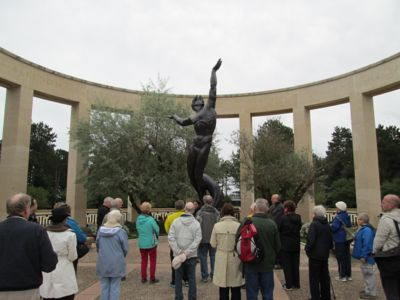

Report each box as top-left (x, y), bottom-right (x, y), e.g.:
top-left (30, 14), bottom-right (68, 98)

top-left (193, 143), bottom-right (211, 203)
top-left (187, 145), bottom-right (199, 195)
top-left (203, 174), bottom-right (223, 207)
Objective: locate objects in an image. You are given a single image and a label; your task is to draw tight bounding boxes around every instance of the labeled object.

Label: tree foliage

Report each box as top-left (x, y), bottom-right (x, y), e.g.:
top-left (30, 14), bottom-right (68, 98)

top-left (72, 79), bottom-right (218, 211)
top-left (236, 119), bottom-right (316, 204)
top-left (28, 122), bottom-right (68, 208)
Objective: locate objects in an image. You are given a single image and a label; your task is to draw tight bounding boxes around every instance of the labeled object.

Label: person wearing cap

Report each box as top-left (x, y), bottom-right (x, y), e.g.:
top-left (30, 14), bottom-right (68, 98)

top-left (168, 202), bottom-right (202, 300)
top-left (40, 207), bottom-right (78, 300)
top-left (0, 193), bottom-right (57, 300)
top-left (96, 209), bottom-right (129, 300)
top-left (331, 201), bottom-right (353, 282)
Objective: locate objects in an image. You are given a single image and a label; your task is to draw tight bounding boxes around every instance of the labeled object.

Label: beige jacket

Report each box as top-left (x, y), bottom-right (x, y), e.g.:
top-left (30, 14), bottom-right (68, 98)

top-left (210, 216), bottom-right (243, 288)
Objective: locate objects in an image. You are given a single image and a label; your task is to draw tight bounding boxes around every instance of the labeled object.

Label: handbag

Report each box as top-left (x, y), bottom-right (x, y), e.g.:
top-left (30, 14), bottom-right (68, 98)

top-left (337, 217), bottom-right (356, 241)
top-left (77, 242), bottom-right (90, 259)
top-left (373, 219), bottom-right (400, 258)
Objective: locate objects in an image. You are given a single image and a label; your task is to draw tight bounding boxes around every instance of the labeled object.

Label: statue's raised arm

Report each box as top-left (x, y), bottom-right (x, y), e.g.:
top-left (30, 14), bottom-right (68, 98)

top-left (208, 58), bottom-right (222, 109)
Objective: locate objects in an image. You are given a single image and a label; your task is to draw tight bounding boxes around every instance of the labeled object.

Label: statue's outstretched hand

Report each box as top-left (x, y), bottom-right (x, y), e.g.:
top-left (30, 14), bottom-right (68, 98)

top-left (169, 115), bottom-right (175, 120)
top-left (213, 58), bottom-right (222, 71)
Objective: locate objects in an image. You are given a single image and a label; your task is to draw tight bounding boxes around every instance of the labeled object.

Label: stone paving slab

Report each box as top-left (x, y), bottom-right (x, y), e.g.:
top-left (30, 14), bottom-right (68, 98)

top-left (75, 236), bottom-right (385, 300)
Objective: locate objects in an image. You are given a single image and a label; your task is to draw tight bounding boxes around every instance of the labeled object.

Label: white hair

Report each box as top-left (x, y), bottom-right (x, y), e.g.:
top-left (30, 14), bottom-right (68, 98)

top-left (255, 198), bottom-right (268, 213)
top-left (313, 205), bottom-right (326, 217)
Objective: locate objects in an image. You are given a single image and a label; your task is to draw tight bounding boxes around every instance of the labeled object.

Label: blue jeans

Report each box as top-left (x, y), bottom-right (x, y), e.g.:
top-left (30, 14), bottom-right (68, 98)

top-left (100, 277), bottom-right (121, 300)
top-left (198, 243), bottom-right (216, 280)
top-left (245, 270), bottom-right (274, 300)
top-left (175, 257), bottom-right (197, 300)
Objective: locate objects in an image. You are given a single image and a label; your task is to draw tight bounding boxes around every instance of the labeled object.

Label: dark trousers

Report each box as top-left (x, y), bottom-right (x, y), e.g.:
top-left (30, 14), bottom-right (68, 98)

top-left (219, 287), bottom-right (241, 300)
top-left (281, 250), bottom-right (300, 288)
top-left (309, 258), bottom-right (331, 300)
top-left (334, 241), bottom-right (351, 278)
top-left (377, 256), bottom-right (400, 300)
top-left (170, 248), bottom-right (188, 284)
top-left (44, 295), bottom-right (74, 300)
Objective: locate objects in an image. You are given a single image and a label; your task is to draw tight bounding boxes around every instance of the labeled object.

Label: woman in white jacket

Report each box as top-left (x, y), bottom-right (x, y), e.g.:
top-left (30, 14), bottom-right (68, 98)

top-left (210, 203), bottom-right (243, 300)
top-left (40, 207), bottom-right (78, 300)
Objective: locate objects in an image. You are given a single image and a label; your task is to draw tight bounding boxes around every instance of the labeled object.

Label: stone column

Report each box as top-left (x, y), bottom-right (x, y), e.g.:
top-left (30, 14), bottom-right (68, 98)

top-left (293, 105), bottom-right (315, 222)
top-left (66, 102), bottom-right (89, 225)
top-left (350, 93), bottom-right (381, 226)
top-left (239, 112), bottom-right (254, 218)
top-left (0, 86), bottom-right (33, 218)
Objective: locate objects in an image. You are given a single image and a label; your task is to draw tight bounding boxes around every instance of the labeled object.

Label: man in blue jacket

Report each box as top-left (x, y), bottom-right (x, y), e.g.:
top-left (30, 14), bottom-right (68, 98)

top-left (352, 213), bottom-right (377, 299)
top-left (331, 201), bottom-right (352, 281)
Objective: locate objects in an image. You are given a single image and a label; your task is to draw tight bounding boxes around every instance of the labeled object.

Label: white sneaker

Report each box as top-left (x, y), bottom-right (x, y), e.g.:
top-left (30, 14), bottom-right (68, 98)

top-left (335, 276), bottom-right (347, 282)
top-left (346, 277), bottom-right (353, 281)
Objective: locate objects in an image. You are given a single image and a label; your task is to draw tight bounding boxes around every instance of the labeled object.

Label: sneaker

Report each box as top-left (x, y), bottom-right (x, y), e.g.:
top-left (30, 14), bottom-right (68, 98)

top-left (141, 279), bottom-right (147, 283)
top-left (335, 276), bottom-right (347, 282)
top-left (201, 278), bottom-right (209, 283)
top-left (170, 283), bottom-right (175, 288)
top-left (274, 264), bottom-right (282, 270)
top-left (184, 281), bottom-right (189, 287)
top-left (346, 276), bottom-right (353, 281)
top-left (121, 276), bottom-right (126, 281)
top-left (282, 284), bottom-right (292, 291)
top-left (150, 279), bottom-right (160, 284)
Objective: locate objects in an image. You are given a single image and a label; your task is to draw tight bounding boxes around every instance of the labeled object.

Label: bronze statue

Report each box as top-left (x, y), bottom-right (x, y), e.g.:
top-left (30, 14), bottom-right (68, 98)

top-left (170, 59), bottom-right (223, 206)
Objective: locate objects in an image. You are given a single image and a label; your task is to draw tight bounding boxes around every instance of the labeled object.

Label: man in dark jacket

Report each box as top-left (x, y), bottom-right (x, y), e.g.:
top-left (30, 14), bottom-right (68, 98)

top-left (196, 195), bottom-right (220, 282)
top-left (305, 205), bottom-right (334, 300)
top-left (237, 198), bottom-right (281, 300)
top-left (96, 196), bottom-right (113, 231)
top-left (0, 193), bottom-right (58, 299)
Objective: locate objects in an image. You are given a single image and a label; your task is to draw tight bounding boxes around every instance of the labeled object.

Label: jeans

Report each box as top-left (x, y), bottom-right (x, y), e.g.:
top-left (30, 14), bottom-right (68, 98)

top-left (140, 247), bottom-right (157, 281)
top-left (175, 257), bottom-right (197, 300)
top-left (219, 287), bottom-right (241, 300)
top-left (308, 258), bottom-right (331, 300)
top-left (198, 243), bottom-right (216, 280)
top-left (360, 262), bottom-right (376, 296)
top-left (244, 269), bottom-right (274, 300)
top-left (334, 241), bottom-right (351, 278)
top-left (100, 277), bottom-right (121, 300)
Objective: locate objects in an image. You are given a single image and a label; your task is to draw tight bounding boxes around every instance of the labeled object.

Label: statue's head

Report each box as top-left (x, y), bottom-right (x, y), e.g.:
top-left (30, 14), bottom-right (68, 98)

top-left (191, 96), bottom-right (204, 112)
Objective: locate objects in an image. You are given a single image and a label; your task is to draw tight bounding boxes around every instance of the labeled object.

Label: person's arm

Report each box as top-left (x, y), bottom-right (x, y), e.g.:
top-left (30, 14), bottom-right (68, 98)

top-left (373, 218), bottom-right (391, 253)
top-left (67, 232), bottom-right (78, 262)
top-left (305, 222), bottom-right (316, 255)
top-left (185, 223), bottom-right (202, 256)
top-left (360, 228), bottom-right (374, 259)
top-left (331, 217), bottom-right (341, 233)
top-left (151, 217), bottom-right (160, 238)
top-left (168, 222), bottom-right (180, 255)
top-left (39, 228), bottom-right (58, 272)
top-left (210, 226), bottom-right (217, 248)
top-left (164, 215), bottom-right (172, 233)
top-left (208, 58), bottom-right (222, 109)
top-left (169, 115), bottom-right (194, 126)
top-left (120, 230), bottom-right (129, 257)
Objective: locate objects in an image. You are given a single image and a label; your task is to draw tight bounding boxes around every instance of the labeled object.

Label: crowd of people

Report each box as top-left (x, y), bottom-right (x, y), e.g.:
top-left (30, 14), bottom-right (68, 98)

top-left (0, 192), bottom-right (399, 300)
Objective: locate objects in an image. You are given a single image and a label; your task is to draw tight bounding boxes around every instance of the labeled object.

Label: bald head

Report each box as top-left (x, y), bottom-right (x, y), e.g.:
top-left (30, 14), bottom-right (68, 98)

top-left (6, 193), bottom-right (31, 218)
top-left (271, 194), bottom-right (280, 204)
top-left (103, 197), bottom-right (113, 208)
top-left (382, 194), bottom-right (400, 212)
top-left (203, 195), bottom-right (213, 205)
top-left (113, 198), bottom-right (123, 209)
top-left (185, 202), bottom-right (195, 214)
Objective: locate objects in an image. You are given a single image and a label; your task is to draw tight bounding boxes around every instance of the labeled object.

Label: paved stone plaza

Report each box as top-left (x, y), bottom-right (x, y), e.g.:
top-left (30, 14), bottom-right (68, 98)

top-left (74, 236), bottom-right (384, 300)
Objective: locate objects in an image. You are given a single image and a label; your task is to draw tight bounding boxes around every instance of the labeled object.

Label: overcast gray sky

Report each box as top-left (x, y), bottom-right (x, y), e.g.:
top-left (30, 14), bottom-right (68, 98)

top-left (0, 0), bottom-right (399, 159)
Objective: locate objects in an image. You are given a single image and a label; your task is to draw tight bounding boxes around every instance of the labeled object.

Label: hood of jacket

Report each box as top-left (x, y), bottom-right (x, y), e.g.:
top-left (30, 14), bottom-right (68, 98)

top-left (98, 226), bottom-right (122, 237)
top-left (200, 204), bottom-right (219, 214)
top-left (382, 208), bottom-right (400, 223)
top-left (179, 213), bottom-right (197, 226)
top-left (285, 212), bottom-right (302, 224)
top-left (137, 214), bottom-right (153, 226)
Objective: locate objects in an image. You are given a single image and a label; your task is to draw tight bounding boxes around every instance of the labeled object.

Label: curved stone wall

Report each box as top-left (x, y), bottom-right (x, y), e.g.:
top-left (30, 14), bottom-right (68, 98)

top-left (1, 47), bottom-right (399, 224)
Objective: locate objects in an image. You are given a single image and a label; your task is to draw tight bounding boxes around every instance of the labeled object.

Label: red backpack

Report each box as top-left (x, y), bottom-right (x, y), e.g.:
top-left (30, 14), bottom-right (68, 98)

top-left (235, 218), bottom-right (264, 263)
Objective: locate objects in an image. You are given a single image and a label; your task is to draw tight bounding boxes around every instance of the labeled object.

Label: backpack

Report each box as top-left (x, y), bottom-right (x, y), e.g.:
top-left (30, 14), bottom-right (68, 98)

top-left (235, 218), bottom-right (264, 263)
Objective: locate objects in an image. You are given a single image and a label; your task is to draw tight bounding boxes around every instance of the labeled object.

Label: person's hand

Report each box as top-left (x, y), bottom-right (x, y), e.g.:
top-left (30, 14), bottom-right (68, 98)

top-left (213, 58), bottom-right (222, 71)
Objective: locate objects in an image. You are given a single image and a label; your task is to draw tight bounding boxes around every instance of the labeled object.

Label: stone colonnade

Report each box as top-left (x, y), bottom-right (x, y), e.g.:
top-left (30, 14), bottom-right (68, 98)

top-left (0, 47), bottom-right (399, 225)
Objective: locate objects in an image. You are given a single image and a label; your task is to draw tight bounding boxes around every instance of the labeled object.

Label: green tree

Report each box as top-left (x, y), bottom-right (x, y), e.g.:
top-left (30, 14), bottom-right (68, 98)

top-left (377, 125), bottom-right (400, 182)
top-left (72, 79), bottom-right (197, 212)
top-left (237, 119), bottom-right (316, 204)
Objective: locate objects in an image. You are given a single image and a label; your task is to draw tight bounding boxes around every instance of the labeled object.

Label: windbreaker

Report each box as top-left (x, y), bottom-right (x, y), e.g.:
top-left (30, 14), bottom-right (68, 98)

top-left (136, 213), bottom-right (159, 249)
top-left (352, 224), bottom-right (375, 264)
top-left (331, 210), bottom-right (352, 243)
top-left (373, 208), bottom-right (400, 253)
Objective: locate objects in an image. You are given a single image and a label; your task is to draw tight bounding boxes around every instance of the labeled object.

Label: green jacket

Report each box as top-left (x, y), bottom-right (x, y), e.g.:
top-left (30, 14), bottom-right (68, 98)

top-left (237, 213), bottom-right (281, 272)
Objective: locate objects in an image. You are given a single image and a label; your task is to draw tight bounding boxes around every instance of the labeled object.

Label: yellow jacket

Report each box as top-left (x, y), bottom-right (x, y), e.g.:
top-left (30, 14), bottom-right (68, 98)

top-left (164, 210), bottom-right (185, 233)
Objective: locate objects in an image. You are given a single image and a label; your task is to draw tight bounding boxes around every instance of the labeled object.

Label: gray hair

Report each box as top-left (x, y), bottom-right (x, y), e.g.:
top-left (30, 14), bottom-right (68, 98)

top-left (103, 196), bottom-right (113, 205)
top-left (112, 198), bottom-right (123, 208)
top-left (255, 198), bottom-right (269, 213)
top-left (6, 193), bottom-right (31, 216)
top-left (203, 195), bottom-right (213, 205)
top-left (175, 200), bottom-right (185, 210)
top-left (313, 205), bottom-right (326, 217)
top-left (357, 212), bottom-right (369, 223)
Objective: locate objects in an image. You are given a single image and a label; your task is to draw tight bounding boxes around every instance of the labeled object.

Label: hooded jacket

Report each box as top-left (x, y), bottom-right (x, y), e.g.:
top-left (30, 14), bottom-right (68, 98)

top-left (96, 226), bottom-right (129, 277)
top-left (373, 208), bottom-right (400, 253)
top-left (136, 213), bottom-right (159, 249)
top-left (305, 216), bottom-right (334, 260)
top-left (331, 210), bottom-right (352, 243)
top-left (168, 213), bottom-right (202, 258)
top-left (277, 212), bottom-right (302, 252)
top-left (352, 224), bottom-right (375, 264)
top-left (196, 204), bottom-right (220, 243)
